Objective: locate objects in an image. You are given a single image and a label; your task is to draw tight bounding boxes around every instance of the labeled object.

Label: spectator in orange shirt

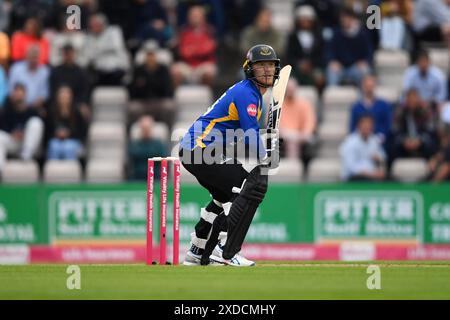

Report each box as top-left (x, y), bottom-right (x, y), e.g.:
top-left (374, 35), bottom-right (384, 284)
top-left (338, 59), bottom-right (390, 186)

top-left (11, 17), bottom-right (50, 65)
top-left (279, 79), bottom-right (317, 171)
top-left (0, 31), bottom-right (9, 68)
top-left (172, 5), bottom-right (217, 87)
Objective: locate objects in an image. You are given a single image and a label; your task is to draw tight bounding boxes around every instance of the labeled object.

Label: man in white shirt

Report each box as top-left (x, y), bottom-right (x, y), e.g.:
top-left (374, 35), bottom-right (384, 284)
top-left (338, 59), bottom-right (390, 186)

top-left (340, 114), bottom-right (386, 181)
top-left (81, 14), bottom-right (130, 86)
top-left (403, 50), bottom-right (447, 108)
top-left (8, 45), bottom-right (49, 110)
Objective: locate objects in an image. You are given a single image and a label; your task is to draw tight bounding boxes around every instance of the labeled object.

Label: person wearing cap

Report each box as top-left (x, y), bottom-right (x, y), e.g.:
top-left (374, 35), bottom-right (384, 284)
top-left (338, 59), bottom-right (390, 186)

top-left (128, 41), bottom-right (174, 127)
top-left (129, 42), bottom-right (173, 101)
top-left (286, 5), bottom-right (325, 92)
top-left (49, 23), bottom-right (87, 67)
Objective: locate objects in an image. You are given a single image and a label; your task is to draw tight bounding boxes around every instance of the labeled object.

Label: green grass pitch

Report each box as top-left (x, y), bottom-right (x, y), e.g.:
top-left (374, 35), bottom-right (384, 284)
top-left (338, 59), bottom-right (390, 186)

top-left (1, 261), bottom-right (450, 299)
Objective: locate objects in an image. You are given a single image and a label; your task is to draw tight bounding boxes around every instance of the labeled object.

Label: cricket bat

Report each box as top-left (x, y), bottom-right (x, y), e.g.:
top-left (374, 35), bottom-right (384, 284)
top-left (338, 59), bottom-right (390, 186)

top-left (264, 65), bottom-right (291, 169)
top-left (267, 65), bottom-right (292, 131)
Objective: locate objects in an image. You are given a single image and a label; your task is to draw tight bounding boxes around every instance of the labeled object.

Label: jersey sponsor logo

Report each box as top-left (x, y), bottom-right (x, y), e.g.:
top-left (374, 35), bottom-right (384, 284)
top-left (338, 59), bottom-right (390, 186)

top-left (247, 104), bottom-right (257, 117)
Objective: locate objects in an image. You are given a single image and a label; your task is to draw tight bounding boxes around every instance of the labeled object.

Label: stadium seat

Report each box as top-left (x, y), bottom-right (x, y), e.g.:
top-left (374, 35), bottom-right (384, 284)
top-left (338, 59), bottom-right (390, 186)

top-left (375, 86), bottom-right (400, 103)
top-left (391, 158), bottom-right (428, 182)
top-left (296, 86), bottom-right (319, 109)
top-left (375, 50), bottom-right (409, 89)
top-left (429, 48), bottom-right (449, 73)
top-left (2, 160), bottom-right (39, 183)
top-left (322, 108), bottom-right (350, 125)
top-left (88, 142), bottom-right (125, 161)
top-left (318, 121), bottom-right (348, 143)
top-left (175, 85), bottom-right (212, 123)
top-left (307, 158), bottom-right (341, 182)
top-left (323, 86), bottom-right (359, 110)
top-left (43, 160), bottom-right (82, 183)
top-left (134, 40), bottom-right (174, 66)
top-left (86, 159), bottom-right (124, 183)
top-left (317, 140), bottom-right (340, 158)
top-left (93, 105), bottom-right (125, 122)
top-left (268, 158), bottom-right (303, 183)
top-left (175, 85), bottom-right (212, 108)
top-left (88, 122), bottom-right (126, 144)
top-left (171, 122), bottom-right (191, 143)
top-left (266, 0), bottom-right (294, 33)
top-left (92, 87), bottom-right (129, 107)
top-left (130, 121), bottom-right (169, 142)
top-left (177, 107), bottom-right (204, 123)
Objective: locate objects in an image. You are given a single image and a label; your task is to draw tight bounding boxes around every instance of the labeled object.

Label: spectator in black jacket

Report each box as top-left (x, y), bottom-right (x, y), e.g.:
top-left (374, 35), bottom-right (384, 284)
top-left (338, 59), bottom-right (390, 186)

top-left (128, 42), bottom-right (175, 127)
top-left (130, 42), bottom-right (173, 100)
top-left (0, 83), bottom-right (44, 172)
top-left (46, 86), bottom-right (87, 160)
top-left (50, 44), bottom-right (91, 122)
top-left (286, 5), bottom-right (325, 92)
top-left (387, 88), bottom-right (438, 170)
top-left (325, 7), bottom-right (373, 86)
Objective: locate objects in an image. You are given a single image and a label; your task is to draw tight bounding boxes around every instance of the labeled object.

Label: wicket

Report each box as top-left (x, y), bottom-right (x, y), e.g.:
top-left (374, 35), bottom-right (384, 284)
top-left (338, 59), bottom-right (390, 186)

top-left (147, 157), bottom-right (180, 265)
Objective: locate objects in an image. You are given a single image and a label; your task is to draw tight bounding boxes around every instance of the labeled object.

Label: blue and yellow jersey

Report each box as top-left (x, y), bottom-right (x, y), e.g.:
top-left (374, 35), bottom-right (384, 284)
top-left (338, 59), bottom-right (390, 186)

top-left (180, 79), bottom-right (267, 158)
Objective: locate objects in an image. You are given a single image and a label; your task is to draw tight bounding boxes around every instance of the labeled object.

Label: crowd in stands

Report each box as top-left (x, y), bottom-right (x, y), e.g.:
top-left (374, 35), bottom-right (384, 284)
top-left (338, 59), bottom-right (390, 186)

top-left (0, 0), bottom-right (449, 183)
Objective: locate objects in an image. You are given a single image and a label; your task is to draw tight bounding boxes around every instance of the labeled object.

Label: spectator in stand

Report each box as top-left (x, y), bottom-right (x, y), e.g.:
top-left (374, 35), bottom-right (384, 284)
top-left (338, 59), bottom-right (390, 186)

top-left (0, 0), bottom-right (10, 32)
top-left (130, 42), bottom-right (173, 100)
top-left (50, 44), bottom-right (91, 122)
top-left (11, 17), bottom-right (50, 65)
top-left (8, 0), bottom-right (54, 33)
top-left (97, 0), bottom-right (134, 41)
top-left (0, 83), bottom-right (44, 172)
top-left (0, 30), bottom-right (9, 68)
top-left (413, 0), bottom-right (450, 48)
top-left (132, 0), bottom-right (172, 47)
top-left (129, 41), bottom-right (175, 127)
top-left (388, 88), bottom-right (438, 168)
top-left (46, 86), bottom-right (87, 160)
top-left (295, 0), bottom-right (340, 31)
top-left (403, 50), bottom-right (448, 113)
top-left (379, 0), bottom-right (407, 50)
top-left (80, 14), bottom-right (130, 86)
top-left (223, 0), bottom-right (263, 38)
top-left (279, 79), bottom-right (317, 171)
top-left (177, 0), bottom-right (226, 39)
top-left (0, 66), bottom-right (6, 107)
top-left (325, 7), bottom-right (373, 86)
top-left (240, 7), bottom-right (284, 58)
top-left (350, 74), bottom-right (392, 144)
top-left (8, 45), bottom-right (50, 113)
top-left (172, 5), bottom-right (217, 87)
top-left (49, 23), bottom-right (87, 67)
top-left (340, 115), bottom-right (386, 181)
top-left (427, 124), bottom-right (450, 182)
top-left (381, 0), bottom-right (413, 25)
top-left (128, 115), bottom-right (167, 181)
top-left (286, 5), bottom-right (325, 93)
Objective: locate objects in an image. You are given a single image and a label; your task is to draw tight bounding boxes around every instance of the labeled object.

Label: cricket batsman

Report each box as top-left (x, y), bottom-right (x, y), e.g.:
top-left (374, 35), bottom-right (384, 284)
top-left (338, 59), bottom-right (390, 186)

top-left (179, 44), bottom-right (282, 266)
